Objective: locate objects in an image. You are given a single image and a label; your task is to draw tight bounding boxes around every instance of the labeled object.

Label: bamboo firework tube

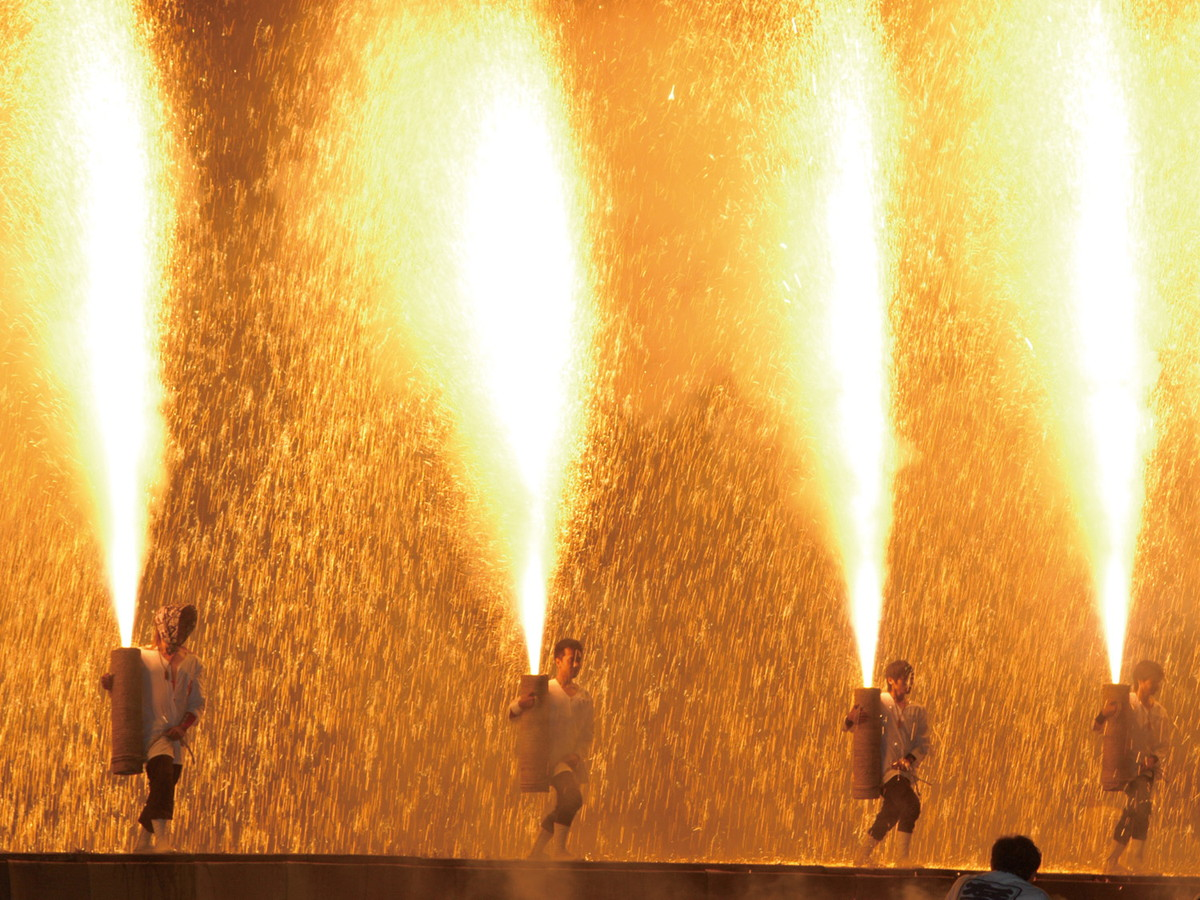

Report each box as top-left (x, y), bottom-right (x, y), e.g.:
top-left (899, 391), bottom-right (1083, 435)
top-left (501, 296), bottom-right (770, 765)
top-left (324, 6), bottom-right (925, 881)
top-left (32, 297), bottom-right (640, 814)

top-left (1100, 683), bottom-right (1134, 791)
top-left (110, 647), bottom-right (144, 776)
top-left (516, 674), bottom-right (551, 793)
top-left (851, 687), bottom-right (883, 800)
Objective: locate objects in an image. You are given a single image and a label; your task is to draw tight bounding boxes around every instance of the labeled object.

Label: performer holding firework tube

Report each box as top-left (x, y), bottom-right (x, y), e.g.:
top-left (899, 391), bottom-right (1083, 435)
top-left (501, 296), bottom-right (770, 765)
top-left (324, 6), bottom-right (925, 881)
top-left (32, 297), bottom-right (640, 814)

top-left (102, 604), bottom-right (205, 852)
top-left (843, 658), bottom-right (932, 866)
top-left (508, 637), bottom-right (594, 859)
top-left (1094, 659), bottom-right (1169, 872)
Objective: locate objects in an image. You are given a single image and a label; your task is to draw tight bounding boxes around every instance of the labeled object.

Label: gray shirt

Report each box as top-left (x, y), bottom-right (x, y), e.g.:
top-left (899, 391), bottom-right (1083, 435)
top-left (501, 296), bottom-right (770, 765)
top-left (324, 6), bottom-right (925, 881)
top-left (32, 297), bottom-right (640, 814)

top-left (1129, 693), bottom-right (1169, 775)
top-left (880, 693), bottom-right (931, 784)
top-left (945, 871), bottom-right (1048, 900)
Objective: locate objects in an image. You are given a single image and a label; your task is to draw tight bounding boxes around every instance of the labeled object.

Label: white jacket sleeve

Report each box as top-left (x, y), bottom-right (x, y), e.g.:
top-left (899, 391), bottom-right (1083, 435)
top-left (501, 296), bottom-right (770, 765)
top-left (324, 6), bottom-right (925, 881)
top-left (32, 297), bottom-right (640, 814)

top-left (184, 659), bottom-right (206, 718)
top-left (908, 707), bottom-right (932, 763)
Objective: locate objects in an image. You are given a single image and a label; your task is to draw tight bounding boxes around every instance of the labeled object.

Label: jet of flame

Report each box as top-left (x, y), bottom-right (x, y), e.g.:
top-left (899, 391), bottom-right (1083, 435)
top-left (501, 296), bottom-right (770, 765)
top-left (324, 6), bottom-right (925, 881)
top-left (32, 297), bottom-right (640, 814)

top-left (461, 48), bottom-right (581, 675)
top-left (71, 4), bottom-right (170, 647)
top-left (813, 7), bottom-right (898, 688)
top-left (1068, 2), bottom-right (1150, 684)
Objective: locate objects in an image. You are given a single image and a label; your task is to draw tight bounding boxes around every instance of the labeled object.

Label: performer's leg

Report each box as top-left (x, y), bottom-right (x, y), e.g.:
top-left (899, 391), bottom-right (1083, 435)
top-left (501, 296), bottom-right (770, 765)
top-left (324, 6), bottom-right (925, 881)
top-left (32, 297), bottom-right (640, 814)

top-left (868, 778), bottom-right (904, 841)
top-left (548, 771), bottom-right (584, 827)
top-left (1112, 777), bottom-right (1147, 844)
top-left (1127, 776), bottom-right (1153, 868)
top-left (548, 771), bottom-right (583, 857)
top-left (151, 765), bottom-right (184, 852)
top-left (531, 771), bottom-right (583, 858)
top-left (1105, 778), bottom-right (1144, 870)
top-left (893, 779), bottom-right (921, 863)
top-left (138, 755), bottom-right (177, 831)
top-left (857, 777), bottom-right (902, 865)
top-left (530, 824), bottom-right (553, 858)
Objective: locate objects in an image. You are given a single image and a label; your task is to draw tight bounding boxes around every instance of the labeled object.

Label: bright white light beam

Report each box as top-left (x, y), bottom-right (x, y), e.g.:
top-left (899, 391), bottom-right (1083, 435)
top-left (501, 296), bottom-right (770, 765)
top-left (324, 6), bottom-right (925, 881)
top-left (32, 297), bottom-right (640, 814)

top-left (825, 33), bottom-right (894, 689)
top-left (1070, 2), bottom-right (1148, 685)
top-left (462, 83), bottom-right (578, 675)
top-left (76, 34), bottom-right (165, 649)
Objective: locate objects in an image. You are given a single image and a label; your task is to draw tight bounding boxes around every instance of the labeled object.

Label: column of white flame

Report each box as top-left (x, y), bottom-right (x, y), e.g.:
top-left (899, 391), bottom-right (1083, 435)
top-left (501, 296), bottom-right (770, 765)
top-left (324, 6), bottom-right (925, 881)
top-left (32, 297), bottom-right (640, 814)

top-left (463, 87), bottom-right (577, 674)
top-left (73, 18), bottom-right (164, 648)
top-left (1070, 3), bottom-right (1149, 685)
top-left (824, 34), bottom-right (894, 689)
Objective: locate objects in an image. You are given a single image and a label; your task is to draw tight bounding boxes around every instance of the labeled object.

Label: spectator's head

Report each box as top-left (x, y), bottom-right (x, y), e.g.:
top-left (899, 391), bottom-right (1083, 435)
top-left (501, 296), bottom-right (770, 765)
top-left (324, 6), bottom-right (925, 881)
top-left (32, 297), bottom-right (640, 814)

top-left (990, 835), bottom-right (1041, 882)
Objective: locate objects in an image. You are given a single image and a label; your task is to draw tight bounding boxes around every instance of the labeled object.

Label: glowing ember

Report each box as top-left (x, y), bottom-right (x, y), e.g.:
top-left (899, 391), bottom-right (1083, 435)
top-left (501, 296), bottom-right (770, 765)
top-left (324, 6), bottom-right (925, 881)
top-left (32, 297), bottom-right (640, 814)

top-left (71, 3), bottom-right (171, 647)
top-left (1067, 1), bottom-right (1151, 684)
top-left (460, 19), bottom-right (583, 674)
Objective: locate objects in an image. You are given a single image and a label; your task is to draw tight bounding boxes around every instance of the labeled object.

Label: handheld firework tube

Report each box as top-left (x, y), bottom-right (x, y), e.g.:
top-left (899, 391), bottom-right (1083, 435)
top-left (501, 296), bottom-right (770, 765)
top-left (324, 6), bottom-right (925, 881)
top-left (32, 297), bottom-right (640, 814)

top-left (851, 687), bottom-right (884, 799)
top-left (516, 674), bottom-right (552, 792)
top-left (109, 647), bottom-right (144, 776)
top-left (1100, 682), bottom-right (1134, 791)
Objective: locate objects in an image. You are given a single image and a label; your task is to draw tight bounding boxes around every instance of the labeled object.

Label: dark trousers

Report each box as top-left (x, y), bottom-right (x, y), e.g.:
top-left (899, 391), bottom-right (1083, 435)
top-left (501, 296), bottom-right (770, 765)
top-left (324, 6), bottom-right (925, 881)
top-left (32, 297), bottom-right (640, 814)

top-left (1113, 774), bottom-right (1153, 843)
top-left (868, 775), bottom-right (921, 841)
top-left (540, 770), bottom-right (584, 832)
top-left (138, 754), bottom-right (182, 831)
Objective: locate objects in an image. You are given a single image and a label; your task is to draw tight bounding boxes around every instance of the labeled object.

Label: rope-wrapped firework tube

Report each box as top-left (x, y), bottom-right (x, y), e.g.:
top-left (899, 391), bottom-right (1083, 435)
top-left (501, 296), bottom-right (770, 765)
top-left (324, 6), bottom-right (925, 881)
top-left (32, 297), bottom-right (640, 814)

top-left (110, 647), bottom-right (144, 776)
top-left (851, 687), bottom-right (883, 800)
top-left (1100, 682), bottom-right (1134, 791)
top-left (516, 674), bottom-right (551, 793)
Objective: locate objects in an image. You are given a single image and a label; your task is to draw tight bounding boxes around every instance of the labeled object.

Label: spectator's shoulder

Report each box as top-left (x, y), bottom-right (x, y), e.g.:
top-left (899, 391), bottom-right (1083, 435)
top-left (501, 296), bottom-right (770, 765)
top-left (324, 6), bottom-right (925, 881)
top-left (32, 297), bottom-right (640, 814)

top-left (943, 871), bottom-right (973, 899)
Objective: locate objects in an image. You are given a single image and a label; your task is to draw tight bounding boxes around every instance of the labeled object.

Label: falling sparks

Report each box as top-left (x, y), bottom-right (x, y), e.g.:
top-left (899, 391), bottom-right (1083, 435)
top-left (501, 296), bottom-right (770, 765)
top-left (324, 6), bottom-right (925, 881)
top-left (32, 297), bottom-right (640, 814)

top-left (1067, 2), bottom-right (1151, 685)
top-left (0, 0), bottom-right (1199, 873)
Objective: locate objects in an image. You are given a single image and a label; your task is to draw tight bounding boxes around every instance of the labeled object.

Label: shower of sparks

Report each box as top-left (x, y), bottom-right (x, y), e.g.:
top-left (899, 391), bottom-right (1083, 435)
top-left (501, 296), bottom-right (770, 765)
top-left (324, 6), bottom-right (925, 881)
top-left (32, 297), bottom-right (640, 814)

top-left (816, 7), bottom-right (897, 688)
top-left (70, 3), bottom-right (170, 647)
top-left (461, 28), bottom-right (582, 675)
top-left (3, 0), bottom-right (1200, 872)
top-left (1068, 2), bottom-right (1150, 684)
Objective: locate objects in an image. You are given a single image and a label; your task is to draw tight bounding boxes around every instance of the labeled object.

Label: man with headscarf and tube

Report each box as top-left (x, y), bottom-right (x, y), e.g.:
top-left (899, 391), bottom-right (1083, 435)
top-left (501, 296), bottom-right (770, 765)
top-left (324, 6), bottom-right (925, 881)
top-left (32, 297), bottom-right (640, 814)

top-left (102, 604), bottom-right (206, 852)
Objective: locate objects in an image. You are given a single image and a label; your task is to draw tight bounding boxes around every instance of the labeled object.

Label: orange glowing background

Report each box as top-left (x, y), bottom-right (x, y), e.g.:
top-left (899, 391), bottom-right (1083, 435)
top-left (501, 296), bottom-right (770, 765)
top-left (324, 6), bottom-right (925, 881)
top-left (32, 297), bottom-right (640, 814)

top-left (0, 0), bottom-right (1197, 875)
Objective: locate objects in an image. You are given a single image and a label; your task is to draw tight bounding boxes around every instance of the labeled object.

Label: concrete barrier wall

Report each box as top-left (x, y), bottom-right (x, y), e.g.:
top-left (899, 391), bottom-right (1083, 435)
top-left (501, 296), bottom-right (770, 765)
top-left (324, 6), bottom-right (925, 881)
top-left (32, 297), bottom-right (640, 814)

top-left (0, 856), bottom-right (1197, 900)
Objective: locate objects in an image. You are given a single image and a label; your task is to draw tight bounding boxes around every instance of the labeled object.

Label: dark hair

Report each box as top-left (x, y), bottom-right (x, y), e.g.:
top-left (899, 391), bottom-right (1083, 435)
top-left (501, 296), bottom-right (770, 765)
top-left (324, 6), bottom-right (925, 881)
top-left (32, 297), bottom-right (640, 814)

top-left (884, 659), bottom-right (913, 682)
top-left (990, 835), bottom-right (1041, 881)
top-left (1131, 659), bottom-right (1164, 684)
top-left (553, 638), bottom-right (583, 659)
